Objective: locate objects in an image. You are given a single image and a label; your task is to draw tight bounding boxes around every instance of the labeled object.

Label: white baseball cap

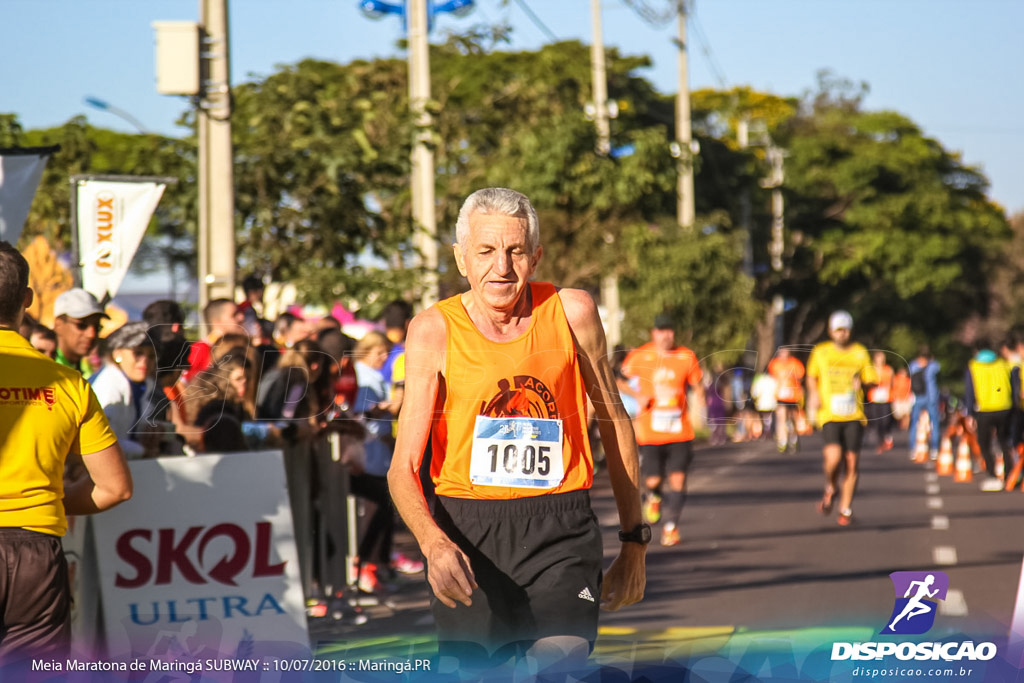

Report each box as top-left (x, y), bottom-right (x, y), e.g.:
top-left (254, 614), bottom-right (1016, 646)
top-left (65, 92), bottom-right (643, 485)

top-left (828, 310), bottom-right (853, 332)
top-left (53, 288), bottom-right (108, 319)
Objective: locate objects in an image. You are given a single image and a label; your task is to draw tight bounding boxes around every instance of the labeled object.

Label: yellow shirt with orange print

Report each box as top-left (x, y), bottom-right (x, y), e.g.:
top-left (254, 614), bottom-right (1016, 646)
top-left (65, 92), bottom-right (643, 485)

top-left (0, 330), bottom-right (118, 536)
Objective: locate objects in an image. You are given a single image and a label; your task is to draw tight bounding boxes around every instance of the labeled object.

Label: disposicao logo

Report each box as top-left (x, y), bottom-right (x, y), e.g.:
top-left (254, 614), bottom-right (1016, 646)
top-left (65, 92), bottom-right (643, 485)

top-left (831, 570), bottom-right (998, 663)
top-left (881, 570), bottom-right (948, 635)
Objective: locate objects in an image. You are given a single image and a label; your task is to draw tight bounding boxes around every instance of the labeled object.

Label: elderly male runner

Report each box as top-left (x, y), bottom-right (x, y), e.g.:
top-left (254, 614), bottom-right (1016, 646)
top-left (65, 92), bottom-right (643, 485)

top-left (388, 188), bottom-right (647, 674)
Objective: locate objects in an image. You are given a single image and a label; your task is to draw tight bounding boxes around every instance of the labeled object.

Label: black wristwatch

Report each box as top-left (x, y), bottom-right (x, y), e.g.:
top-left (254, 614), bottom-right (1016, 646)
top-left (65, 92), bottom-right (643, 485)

top-left (618, 523), bottom-right (652, 545)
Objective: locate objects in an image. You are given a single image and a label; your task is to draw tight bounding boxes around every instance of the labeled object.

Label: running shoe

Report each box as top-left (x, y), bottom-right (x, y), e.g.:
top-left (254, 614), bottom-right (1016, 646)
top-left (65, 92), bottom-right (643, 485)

top-left (816, 488), bottom-right (835, 516)
top-left (979, 477), bottom-right (1004, 492)
top-left (391, 552), bottom-right (425, 575)
top-left (837, 510), bottom-right (853, 527)
top-left (787, 439), bottom-right (799, 454)
top-left (660, 525), bottom-right (681, 547)
top-left (643, 494), bottom-right (662, 524)
top-left (776, 442), bottom-right (787, 453)
top-left (358, 563), bottom-right (381, 593)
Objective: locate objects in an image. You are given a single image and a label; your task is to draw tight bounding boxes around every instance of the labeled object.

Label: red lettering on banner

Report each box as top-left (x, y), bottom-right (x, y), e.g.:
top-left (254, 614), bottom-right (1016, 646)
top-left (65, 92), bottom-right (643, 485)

top-left (253, 521), bottom-right (287, 577)
top-left (115, 529), bottom-right (153, 588)
top-left (114, 523), bottom-right (287, 588)
top-left (157, 527), bottom-right (205, 585)
top-left (199, 523), bottom-right (250, 586)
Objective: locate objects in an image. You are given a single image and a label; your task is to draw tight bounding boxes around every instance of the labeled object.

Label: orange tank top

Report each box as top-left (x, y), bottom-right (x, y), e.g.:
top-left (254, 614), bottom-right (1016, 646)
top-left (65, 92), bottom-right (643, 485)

top-left (431, 282), bottom-right (593, 499)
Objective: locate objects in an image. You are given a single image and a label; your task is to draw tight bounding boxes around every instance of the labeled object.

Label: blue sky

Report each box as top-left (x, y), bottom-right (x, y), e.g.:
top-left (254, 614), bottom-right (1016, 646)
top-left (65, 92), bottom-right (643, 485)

top-left (4, 0), bottom-right (1022, 215)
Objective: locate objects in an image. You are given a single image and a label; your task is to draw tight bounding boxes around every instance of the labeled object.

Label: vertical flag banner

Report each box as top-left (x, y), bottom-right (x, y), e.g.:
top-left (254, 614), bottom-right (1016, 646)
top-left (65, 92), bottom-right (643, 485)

top-left (75, 177), bottom-right (166, 301)
top-left (0, 146), bottom-right (56, 243)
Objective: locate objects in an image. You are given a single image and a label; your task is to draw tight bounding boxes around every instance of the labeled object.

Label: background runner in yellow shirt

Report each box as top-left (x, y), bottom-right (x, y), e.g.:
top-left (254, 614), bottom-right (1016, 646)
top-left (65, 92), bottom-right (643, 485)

top-left (806, 310), bottom-right (877, 527)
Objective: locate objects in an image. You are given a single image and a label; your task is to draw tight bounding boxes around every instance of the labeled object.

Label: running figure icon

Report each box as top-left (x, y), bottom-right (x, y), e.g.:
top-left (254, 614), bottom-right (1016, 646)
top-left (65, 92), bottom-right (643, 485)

top-left (881, 571), bottom-right (948, 635)
top-left (888, 574), bottom-right (939, 631)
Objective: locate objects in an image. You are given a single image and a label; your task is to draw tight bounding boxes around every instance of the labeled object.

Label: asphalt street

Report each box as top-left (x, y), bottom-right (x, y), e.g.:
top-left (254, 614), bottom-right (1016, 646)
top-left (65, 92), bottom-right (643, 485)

top-left (310, 428), bottom-right (1024, 670)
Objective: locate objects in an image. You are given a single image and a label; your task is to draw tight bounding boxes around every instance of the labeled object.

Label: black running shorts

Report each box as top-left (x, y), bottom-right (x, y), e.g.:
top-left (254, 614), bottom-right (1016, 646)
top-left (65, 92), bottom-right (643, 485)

top-left (0, 528), bottom-right (71, 664)
top-left (821, 421), bottom-right (865, 453)
top-left (430, 489), bottom-right (603, 663)
top-left (639, 440), bottom-right (695, 479)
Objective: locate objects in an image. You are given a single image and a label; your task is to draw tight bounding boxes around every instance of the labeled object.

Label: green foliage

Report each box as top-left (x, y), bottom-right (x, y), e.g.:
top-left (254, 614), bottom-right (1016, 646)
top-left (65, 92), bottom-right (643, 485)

top-left (8, 44), bottom-right (1011, 371)
top-left (618, 217), bottom-right (759, 361)
top-left (776, 84), bottom-right (1010, 350)
top-left (231, 58), bottom-right (419, 306)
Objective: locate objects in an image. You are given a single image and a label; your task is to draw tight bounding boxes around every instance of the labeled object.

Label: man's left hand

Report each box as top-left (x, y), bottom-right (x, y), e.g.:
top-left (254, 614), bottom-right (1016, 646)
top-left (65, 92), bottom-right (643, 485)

top-left (600, 543), bottom-right (646, 611)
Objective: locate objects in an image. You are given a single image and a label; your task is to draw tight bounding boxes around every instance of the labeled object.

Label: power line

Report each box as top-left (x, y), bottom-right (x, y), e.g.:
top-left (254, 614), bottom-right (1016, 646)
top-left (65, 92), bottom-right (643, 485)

top-left (621, 0), bottom-right (729, 89)
top-left (621, 0), bottom-right (674, 27)
top-left (689, 8), bottom-right (727, 88)
top-left (511, 0), bottom-right (559, 42)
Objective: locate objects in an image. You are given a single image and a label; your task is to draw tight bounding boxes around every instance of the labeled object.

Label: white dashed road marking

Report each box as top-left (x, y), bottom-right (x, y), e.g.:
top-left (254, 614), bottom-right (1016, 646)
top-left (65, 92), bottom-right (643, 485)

top-left (939, 589), bottom-right (969, 617)
top-left (933, 546), bottom-right (958, 566)
top-left (931, 515), bottom-right (949, 530)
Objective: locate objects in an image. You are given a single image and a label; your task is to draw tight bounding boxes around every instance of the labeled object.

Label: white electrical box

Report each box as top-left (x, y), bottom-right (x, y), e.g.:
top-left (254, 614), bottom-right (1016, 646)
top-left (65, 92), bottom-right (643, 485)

top-left (153, 21), bottom-right (200, 95)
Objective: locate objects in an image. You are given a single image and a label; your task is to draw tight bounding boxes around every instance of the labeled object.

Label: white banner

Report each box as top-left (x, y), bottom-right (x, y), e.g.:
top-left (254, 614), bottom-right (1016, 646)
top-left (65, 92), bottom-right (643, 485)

top-left (0, 149), bottom-right (52, 243)
top-left (76, 178), bottom-right (166, 301)
top-left (91, 451), bottom-right (310, 665)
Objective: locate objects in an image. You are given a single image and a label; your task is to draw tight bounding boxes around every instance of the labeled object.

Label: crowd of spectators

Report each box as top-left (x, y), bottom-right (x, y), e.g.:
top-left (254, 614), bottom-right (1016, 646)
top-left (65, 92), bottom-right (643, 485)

top-left (17, 280), bottom-right (424, 598)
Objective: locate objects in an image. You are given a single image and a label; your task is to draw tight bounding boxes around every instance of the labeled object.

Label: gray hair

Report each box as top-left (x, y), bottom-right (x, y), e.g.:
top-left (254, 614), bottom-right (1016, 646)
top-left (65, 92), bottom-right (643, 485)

top-left (454, 188), bottom-right (540, 251)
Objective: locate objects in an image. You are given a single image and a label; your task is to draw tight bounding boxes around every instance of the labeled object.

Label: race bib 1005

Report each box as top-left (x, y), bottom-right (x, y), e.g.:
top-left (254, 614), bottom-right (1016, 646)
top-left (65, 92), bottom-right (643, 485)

top-left (469, 416), bottom-right (564, 489)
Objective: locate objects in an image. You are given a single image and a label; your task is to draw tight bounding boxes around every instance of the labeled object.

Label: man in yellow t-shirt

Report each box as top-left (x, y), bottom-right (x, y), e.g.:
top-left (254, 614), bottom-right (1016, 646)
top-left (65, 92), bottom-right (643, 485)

top-left (806, 310), bottom-right (878, 527)
top-left (0, 242), bottom-right (133, 665)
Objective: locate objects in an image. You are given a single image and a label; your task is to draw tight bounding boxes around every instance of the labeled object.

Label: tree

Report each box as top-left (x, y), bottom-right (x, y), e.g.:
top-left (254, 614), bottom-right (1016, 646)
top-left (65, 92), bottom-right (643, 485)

top-left (775, 74), bottom-right (1010, 356)
top-left (229, 57), bottom-right (423, 310)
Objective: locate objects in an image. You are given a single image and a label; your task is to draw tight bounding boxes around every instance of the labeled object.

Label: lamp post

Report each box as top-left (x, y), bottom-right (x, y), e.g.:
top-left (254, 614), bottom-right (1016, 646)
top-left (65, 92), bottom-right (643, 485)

top-left (358, 0), bottom-right (474, 309)
top-left (83, 96), bottom-right (151, 134)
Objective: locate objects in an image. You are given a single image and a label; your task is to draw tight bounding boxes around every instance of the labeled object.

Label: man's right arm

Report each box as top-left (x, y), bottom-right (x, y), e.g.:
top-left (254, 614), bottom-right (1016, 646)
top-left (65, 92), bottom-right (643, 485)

top-left (387, 309), bottom-right (477, 608)
top-left (64, 442), bottom-right (133, 515)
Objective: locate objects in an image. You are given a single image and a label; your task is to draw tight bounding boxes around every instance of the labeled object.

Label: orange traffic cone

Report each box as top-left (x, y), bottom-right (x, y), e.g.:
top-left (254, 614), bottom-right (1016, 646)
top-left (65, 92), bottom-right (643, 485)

top-left (954, 439), bottom-right (974, 483)
top-left (936, 437), bottom-right (954, 476)
top-left (1006, 444), bottom-right (1024, 491)
top-left (995, 454), bottom-right (1005, 479)
top-left (912, 413), bottom-right (930, 464)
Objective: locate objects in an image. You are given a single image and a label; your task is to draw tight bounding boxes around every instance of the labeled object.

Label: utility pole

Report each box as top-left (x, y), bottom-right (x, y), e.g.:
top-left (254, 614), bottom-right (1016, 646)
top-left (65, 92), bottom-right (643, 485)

top-left (589, 0), bottom-right (621, 348)
top-left (763, 145), bottom-right (786, 349)
top-left (408, 0), bottom-right (439, 309)
top-left (197, 0), bottom-right (235, 309)
top-left (737, 117), bottom-right (753, 276)
top-left (675, 0), bottom-right (695, 231)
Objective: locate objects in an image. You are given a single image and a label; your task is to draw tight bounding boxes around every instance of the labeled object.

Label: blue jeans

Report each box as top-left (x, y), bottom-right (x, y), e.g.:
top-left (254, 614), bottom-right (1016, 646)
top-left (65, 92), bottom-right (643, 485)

top-left (909, 398), bottom-right (941, 451)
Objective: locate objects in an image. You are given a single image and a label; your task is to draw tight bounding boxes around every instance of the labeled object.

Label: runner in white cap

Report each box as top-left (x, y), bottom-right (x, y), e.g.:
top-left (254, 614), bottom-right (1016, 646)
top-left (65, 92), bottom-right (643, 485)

top-left (806, 310), bottom-right (878, 526)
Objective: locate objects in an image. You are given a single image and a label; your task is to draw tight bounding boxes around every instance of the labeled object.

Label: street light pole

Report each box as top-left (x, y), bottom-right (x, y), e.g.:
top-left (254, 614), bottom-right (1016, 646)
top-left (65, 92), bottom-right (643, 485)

top-left (407, 0), bottom-right (439, 309)
top-left (83, 96), bottom-right (151, 134)
top-left (359, 0), bottom-right (473, 309)
top-left (676, 0), bottom-right (695, 231)
top-left (197, 0), bottom-right (236, 309)
top-left (589, 0), bottom-right (622, 349)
